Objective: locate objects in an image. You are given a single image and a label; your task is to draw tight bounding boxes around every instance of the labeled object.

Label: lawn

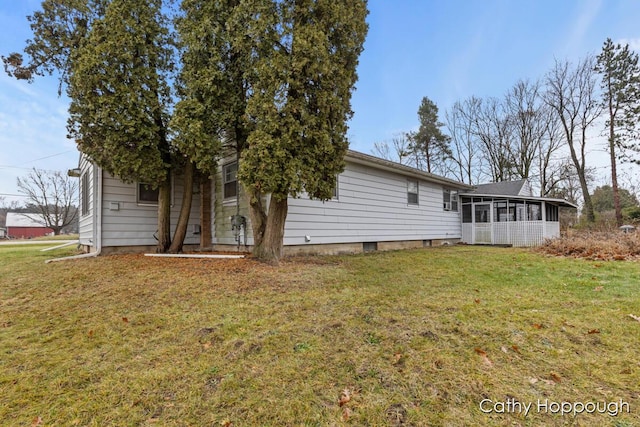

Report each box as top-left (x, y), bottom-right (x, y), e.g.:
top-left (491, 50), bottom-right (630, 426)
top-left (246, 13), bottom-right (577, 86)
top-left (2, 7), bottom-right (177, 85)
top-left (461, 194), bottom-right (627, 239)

top-left (1, 245), bottom-right (639, 426)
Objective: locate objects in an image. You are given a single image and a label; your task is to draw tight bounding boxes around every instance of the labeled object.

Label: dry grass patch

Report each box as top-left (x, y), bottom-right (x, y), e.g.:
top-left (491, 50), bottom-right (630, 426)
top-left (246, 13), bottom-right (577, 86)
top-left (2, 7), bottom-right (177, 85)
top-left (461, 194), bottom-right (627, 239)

top-left (1, 245), bottom-right (639, 426)
top-left (539, 229), bottom-right (640, 260)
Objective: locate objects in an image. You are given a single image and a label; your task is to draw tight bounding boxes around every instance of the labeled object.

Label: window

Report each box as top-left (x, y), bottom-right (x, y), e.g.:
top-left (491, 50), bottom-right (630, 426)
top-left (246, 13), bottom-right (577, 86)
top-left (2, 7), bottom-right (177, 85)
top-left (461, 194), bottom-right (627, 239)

top-left (443, 189), bottom-right (458, 211)
top-left (527, 202), bottom-right (542, 221)
top-left (475, 204), bottom-right (490, 223)
top-left (514, 201), bottom-right (526, 221)
top-left (138, 183), bottom-right (159, 205)
top-left (81, 172), bottom-right (89, 216)
top-left (407, 180), bottom-right (418, 205)
top-left (462, 204), bottom-right (472, 223)
top-left (223, 162), bottom-right (238, 199)
top-left (332, 175), bottom-right (339, 200)
top-left (545, 203), bottom-right (559, 221)
top-left (494, 201), bottom-right (510, 222)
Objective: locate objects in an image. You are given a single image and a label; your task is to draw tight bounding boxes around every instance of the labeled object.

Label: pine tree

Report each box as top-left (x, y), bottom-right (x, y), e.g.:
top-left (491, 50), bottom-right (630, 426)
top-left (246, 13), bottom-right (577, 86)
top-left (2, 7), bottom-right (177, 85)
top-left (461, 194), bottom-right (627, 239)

top-left (595, 38), bottom-right (640, 226)
top-left (408, 96), bottom-right (451, 174)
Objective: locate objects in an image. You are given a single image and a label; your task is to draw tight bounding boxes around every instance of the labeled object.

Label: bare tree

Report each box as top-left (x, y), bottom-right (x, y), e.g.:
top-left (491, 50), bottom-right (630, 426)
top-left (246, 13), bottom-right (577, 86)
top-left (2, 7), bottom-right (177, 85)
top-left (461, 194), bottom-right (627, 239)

top-left (371, 133), bottom-right (413, 165)
top-left (445, 99), bottom-right (485, 184)
top-left (538, 107), bottom-right (565, 196)
top-left (543, 57), bottom-right (602, 222)
top-left (16, 169), bottom-right (78, 235)
top-left (472, 97), bottom-right (515, 182)
top-left (504, 79), bottom-right (549, 182)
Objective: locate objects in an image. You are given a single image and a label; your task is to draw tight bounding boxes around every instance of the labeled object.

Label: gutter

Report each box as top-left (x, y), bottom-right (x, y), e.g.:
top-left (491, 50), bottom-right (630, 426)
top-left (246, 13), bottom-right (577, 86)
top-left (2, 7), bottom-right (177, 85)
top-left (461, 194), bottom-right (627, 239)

top-left (46, 165), bottom-right (103, 263)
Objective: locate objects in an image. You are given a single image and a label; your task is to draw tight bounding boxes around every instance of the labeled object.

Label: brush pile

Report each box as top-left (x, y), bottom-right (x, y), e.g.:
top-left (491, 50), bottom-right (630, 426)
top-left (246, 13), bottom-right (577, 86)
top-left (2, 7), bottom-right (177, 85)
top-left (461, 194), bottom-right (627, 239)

top-left (538, 228), bottom-right (640, 260)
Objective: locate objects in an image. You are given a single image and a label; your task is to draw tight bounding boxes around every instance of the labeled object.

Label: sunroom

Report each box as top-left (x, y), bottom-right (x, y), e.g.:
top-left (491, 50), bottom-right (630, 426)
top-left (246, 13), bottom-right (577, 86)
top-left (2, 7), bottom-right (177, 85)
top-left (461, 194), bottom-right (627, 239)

top-left (459, 183), bottom-right (577, 247)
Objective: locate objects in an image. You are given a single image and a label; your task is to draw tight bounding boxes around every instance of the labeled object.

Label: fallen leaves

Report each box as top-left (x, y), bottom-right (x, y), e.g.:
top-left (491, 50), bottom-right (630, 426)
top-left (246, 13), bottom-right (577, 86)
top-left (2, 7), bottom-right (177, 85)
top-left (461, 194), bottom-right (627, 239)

top-left (587, 329), bottom-right (600, 334)
top-left (474, 348), bottom-right (493, 367)
top-left (594, 286), bottom-right (604, 292)
top-left (338, 388), bottom-right (358, 421)
top-left (338, 388), bottom-right (352, 407)
top-left (629, 314), bottom-right (640, 323)
top-left (341, 407), bottom-right (352, 422)
top-left (31, 416), bottom-right (42, 426)
top-left (532, 323), bottom-right (543, 329)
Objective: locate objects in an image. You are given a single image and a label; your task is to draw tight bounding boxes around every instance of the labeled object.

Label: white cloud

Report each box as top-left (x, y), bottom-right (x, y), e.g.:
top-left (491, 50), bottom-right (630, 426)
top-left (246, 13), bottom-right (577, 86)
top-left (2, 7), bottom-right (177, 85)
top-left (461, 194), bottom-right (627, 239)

top-left (615, 38), bottom-right (640, 52)
top-left (560, 0), bottom-right (603, 56)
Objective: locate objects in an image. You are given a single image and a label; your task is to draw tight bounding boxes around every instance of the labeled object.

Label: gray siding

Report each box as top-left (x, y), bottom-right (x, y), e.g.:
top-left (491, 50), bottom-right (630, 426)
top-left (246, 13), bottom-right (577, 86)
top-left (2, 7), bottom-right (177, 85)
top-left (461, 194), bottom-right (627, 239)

top-left (101, 171), bottom-right (201, 248)
top-left (283, 161), bottom-right (461, 246)
top-left (212, 157), bottom-right (255, 247)
top-left (78, 156), bottom-right (94, 246)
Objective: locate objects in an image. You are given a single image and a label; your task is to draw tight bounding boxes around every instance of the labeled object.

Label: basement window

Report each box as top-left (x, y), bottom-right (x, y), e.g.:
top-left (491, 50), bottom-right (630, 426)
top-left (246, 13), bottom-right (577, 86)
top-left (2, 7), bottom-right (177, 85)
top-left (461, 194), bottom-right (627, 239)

top-left (363, 242), bottom-right (378, 252)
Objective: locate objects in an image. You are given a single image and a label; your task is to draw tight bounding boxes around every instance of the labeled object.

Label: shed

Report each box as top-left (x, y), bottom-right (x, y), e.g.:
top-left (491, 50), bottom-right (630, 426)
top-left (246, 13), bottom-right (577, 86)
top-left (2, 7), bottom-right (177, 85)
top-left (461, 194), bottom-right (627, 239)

top-left (460, 180), bottom-right (577, 247)
top-left (5, 212), bottom-right (54, 239)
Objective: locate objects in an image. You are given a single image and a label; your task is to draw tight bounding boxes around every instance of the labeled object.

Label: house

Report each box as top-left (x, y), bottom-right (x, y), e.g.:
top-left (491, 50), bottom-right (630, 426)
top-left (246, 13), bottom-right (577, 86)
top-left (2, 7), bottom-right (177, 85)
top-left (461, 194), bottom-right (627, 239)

top-left (77, 150), bottom-right (472, 255)
top-left (5, 212), bottom-right (54, 239)
top-left (77, 152), bottom-right (576, 255)
top-left (0, 227), bottom-right (6, 239)
top-left (459, 179), bottom-right (577, 246)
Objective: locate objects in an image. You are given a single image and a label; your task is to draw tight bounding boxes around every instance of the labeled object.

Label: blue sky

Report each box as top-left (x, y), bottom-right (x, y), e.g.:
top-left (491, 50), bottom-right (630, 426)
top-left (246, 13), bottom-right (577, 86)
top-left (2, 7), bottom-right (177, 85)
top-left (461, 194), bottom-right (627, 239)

top-left (1, 0), bottom-right (640, 203)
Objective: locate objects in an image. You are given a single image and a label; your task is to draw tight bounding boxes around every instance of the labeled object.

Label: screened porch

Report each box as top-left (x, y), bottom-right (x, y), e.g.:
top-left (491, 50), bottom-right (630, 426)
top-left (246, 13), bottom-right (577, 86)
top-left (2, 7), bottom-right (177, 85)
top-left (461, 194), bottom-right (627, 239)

top-left (460, 195), bottom-right (570, 247)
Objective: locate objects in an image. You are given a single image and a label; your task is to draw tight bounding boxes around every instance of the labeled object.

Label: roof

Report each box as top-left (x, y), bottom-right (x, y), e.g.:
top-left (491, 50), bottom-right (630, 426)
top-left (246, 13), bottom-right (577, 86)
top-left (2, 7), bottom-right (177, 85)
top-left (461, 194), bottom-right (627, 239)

top-left (469, 179), bottom-right (529, 196)
top-left (5, 212), bottom-right (49, 228)
top-left (345, 150), bottom-right (473, 190)
top-left (459, 192), bottom-right (577, 209)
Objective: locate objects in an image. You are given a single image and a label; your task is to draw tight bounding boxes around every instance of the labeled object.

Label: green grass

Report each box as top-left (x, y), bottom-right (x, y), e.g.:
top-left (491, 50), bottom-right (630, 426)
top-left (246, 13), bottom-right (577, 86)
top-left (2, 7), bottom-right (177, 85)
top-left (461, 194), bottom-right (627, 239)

top-left (1, 245), bottom-right (639, 426)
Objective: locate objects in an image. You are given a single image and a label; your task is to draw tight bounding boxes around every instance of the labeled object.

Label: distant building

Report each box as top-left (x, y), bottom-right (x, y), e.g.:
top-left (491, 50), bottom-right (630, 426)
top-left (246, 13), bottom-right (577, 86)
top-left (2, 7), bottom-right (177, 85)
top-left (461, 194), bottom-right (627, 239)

top-left (5, 212), bottom-right (54, 239)
top-left (0, 227), bottom-right (5, 239)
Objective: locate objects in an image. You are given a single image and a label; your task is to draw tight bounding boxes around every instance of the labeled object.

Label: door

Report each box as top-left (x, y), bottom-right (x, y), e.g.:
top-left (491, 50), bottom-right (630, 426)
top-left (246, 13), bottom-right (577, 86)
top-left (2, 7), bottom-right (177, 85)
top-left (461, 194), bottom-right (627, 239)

top-left (474, 203), bottom-right (492, 244)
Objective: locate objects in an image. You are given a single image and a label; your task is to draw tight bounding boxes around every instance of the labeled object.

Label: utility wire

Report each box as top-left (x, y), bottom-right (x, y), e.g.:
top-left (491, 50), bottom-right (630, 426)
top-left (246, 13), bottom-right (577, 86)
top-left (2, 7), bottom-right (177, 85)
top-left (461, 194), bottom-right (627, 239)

top-left (0, 150), bottom-right (76, 170)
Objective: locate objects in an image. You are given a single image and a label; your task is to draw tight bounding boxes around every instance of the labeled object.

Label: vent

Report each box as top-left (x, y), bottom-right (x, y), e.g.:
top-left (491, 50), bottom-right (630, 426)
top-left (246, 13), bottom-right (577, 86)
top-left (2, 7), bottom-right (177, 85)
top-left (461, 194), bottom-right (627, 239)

top-left (363, 242), bottom-right (378, 253)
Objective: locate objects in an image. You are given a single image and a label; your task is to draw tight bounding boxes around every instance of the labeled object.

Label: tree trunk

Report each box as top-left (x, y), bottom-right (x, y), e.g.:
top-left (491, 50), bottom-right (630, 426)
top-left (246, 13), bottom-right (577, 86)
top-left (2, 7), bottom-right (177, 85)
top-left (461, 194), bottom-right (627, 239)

top-left (156, 175), bottom-right (172, 253)
top-left (608, 109), bottom-right (623, 226)
top-left (252, 196), bottom-right (287, 265)
top-left (199, 175), bottom-right (212, 250)
top-left (247, 187), bottom-right (267, 249)
top-left (168, 162), bottom-right (195, 253)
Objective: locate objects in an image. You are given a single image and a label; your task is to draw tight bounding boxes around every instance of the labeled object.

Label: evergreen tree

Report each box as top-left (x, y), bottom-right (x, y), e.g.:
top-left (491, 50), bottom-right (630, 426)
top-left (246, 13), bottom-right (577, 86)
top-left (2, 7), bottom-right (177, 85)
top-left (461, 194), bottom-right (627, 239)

top-left (408, 96), bottom-right (451, 174)
top-left (176, 0), bottom-right (368, 263)
top-left (595, 38), bottom-right (640, 226)
top-left (4, 0), bottom-right (192, 252)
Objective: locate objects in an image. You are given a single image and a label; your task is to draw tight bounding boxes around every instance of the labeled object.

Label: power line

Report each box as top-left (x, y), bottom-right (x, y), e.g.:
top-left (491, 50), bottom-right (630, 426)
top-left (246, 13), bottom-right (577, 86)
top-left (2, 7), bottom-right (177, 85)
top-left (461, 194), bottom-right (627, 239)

top-left (16, 150), bottom-right (76, 166)
top-left (0, 193), bottom-right (28, 198)
top-left (0, 150), bottom-right (76, 171)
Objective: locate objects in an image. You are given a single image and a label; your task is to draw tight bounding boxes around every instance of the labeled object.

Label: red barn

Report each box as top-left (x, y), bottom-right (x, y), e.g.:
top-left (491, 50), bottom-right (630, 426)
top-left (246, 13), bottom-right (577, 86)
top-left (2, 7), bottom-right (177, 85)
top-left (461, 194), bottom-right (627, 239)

top-left (5, 212), bottom-right (54, 239)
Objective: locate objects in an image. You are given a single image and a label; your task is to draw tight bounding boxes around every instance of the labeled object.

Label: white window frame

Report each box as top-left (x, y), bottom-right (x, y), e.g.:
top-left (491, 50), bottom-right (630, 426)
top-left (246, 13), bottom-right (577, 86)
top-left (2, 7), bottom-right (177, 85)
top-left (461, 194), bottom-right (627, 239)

top-left (407, 179), bottom-right (419, 205)
top-left (81, 172), bottom-right (90, 216)
top-left (443, 189), bottom-right (458, 212)
top-left (223, 161), bottom-right (238, 200)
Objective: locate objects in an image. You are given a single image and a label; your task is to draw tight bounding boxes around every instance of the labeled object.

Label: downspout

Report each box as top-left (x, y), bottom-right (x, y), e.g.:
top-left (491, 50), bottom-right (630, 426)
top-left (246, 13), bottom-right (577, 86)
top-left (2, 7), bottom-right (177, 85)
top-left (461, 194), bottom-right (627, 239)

top-left (46, 166), bottom-right (103, 263)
